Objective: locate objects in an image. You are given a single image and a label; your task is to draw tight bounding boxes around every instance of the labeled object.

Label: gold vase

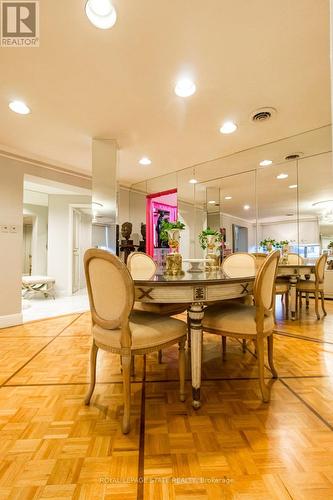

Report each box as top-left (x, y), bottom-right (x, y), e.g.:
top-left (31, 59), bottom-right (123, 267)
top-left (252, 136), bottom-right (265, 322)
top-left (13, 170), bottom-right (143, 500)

top-left (165, 253), bottom-right (184, 276)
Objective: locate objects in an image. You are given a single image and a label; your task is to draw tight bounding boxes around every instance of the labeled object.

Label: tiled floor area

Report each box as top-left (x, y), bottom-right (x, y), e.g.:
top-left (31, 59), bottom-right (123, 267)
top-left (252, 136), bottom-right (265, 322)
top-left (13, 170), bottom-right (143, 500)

top-left (1, 300), bottom-right (333, 498)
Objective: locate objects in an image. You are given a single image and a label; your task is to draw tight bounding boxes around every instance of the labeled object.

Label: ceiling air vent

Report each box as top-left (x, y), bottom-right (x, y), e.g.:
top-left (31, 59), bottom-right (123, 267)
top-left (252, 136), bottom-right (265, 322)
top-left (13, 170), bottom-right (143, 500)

top-left (250, 107), bottom-right (276, 123)
top-left (285, 152), bottom-right (303, 161)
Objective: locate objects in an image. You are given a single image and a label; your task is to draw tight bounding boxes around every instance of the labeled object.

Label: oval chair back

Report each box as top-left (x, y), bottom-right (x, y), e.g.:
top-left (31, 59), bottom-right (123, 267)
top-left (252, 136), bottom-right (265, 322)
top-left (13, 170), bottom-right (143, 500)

top-left (286, 253), bottom-right (304, 265)
top-left (127, 252), bottom-right (157, 280)
top-left (253, 250), bottom-right (280, 315)
top-left (222, 252), bottom-right (256, 278)
top-left (252, 252), bottom-right (267, 271)
top-left (315, 253), bottom-right (328, 284)
top-left (84, 249), bottom-right (134, 336)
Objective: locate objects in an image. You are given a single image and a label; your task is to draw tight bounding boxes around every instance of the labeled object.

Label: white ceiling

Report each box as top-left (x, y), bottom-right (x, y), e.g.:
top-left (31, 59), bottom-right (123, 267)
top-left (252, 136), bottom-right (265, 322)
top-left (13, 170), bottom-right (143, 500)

top-left (0, 0), bottom-right (330, 185)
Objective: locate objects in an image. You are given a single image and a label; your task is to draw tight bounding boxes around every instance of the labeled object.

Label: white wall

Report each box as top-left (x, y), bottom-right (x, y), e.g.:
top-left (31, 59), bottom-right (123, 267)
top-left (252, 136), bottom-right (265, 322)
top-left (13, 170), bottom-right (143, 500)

top-left (23, 203), bottom-right (48, 275)
top-left (48, 195), bottom-right (91, 296)
top-left (0, 158), bottom-right (24, 325)
top-left (259, 218), bottom-right (319, 245)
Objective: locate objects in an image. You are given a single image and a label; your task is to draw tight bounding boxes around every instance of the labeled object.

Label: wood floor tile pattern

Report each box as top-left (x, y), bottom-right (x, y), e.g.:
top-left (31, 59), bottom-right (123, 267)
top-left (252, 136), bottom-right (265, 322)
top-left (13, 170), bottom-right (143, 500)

top-left (0, 301), bottom-right (333, 498)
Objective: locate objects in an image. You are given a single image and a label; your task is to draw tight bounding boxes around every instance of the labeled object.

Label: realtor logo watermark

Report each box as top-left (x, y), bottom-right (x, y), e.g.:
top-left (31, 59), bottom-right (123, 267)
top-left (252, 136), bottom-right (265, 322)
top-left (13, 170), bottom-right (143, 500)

top-left (1, 1), bottom-right (39, 47)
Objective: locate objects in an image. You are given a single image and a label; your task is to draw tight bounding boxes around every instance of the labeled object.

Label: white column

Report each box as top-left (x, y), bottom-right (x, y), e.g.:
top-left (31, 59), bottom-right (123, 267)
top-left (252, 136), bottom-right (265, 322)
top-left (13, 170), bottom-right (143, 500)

top-left (92, 139), bottom-right (118, 253)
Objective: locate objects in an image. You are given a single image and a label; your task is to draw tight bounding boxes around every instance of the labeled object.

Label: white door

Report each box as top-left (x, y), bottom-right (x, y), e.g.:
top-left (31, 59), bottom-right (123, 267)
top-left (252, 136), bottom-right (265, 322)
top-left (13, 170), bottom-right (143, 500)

top-left (72, 209), bottom-right (80, 294)
top-left (23, 224), bottom-right (33, 275)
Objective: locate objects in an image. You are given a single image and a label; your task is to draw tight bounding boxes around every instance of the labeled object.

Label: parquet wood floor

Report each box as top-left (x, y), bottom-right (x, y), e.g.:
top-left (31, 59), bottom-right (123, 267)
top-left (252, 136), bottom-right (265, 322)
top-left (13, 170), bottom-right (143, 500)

top-left (0, 301), bottom-right (333, 498)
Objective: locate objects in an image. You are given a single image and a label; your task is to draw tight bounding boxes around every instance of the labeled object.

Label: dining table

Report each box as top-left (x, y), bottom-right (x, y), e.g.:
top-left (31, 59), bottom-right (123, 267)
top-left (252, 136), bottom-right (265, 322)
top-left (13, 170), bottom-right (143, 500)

top-left (133, 260), bottom-right (317, 409)
top-left (134, 268), bottom-right (255, 409)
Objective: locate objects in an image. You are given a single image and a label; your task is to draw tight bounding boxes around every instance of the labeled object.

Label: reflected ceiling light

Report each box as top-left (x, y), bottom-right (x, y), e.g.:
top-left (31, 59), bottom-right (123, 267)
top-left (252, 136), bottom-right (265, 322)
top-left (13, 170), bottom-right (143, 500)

top-left (174, 78), bottom-right (196, 97)
top-left (259, 159), bottom-right (272, 167)
top-left (289, 184), bottom-right (298, 189)
top-left (9, 100), bottom-right (31, 115)
top-left (276, 173), bottom-right (288, 180)
top-left (220, 121), bottom-right (237, 134)
top-left (312, 200), bottom-right (333, 208)
top-left (85, 0), bottom-right (117, 29)
top-left (139, 157), bottom-right (152, 166)
top-left (92, 201), bottom-right (103, 207)
top-left (208, 200), bottom-right (216, 204)
top-left (244, 204), bottom-right (250, 210)
top-left (224, 196), bottom-right (232, 200)
top-left (189, 178), bottom-right (198, 184)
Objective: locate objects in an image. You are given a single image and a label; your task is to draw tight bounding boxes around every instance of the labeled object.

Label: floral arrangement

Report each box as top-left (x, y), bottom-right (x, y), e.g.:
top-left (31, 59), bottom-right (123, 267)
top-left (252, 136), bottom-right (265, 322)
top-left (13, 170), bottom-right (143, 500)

top-left (259, 238), bottom-right (277, 251)
top-left (199, 227), bottom-right (222, 250)
top-left (160, 220), bottom-right (185, 242)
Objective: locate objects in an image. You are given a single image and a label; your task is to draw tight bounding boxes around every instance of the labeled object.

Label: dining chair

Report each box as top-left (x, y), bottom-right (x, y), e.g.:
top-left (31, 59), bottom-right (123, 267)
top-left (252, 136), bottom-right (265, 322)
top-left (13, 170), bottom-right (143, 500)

top-left (297, 253), bottom-right (328, 319)
top-left (286, 253), bottom-right (304, 265)
top-left (202, 250), bottom-right (280, 402)
top-left (251, 252), bottom-right (267, 271)
top-left (127, 252), bottom-right (190, 362)
top-left (84, 249), bottom-right (187, 434)
top-left (222, 252), bottom-right (257, 353)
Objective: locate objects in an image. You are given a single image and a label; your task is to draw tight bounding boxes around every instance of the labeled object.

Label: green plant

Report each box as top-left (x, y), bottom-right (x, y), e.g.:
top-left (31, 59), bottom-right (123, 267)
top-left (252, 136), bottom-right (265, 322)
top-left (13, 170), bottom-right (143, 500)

top-left (259, 238), bottom-right (277, 251)
top-left (199, 227), bottom-right (222, 250)
top-left (275, 240), bottom-right (289, 249)
top-left (328, 241), bottom-right (333, 248)
top-left (160, 220), bottom-right (185, 242)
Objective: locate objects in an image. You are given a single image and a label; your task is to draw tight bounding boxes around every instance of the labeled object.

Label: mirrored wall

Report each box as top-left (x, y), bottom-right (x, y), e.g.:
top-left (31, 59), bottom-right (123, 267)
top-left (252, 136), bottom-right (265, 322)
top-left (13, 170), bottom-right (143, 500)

top-left (128, 125), bottom-right (332, 262)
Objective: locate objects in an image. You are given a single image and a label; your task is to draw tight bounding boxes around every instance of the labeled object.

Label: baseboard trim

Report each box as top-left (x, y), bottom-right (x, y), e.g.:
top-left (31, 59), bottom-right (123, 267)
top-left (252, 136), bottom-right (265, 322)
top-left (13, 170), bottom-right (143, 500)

top-left (0, 313), bottom-right (23, 329)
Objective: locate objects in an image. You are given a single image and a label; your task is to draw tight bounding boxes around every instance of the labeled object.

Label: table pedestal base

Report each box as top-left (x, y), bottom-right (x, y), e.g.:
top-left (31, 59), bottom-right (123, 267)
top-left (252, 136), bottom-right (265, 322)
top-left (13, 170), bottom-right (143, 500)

top-left (189, 303), bottom-right (204, 409)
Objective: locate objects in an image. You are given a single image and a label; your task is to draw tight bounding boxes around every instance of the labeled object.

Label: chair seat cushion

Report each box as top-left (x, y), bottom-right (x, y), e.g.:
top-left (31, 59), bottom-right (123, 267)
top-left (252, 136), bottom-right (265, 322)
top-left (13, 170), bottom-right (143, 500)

top-left (92, 311), bottom-right (187, 351)
top-left (133, 302), bottom-right (189, 316)
top-left (202, 301), bottom-right (274, 335)
top-left (297, 280), bottom-right (323, 291)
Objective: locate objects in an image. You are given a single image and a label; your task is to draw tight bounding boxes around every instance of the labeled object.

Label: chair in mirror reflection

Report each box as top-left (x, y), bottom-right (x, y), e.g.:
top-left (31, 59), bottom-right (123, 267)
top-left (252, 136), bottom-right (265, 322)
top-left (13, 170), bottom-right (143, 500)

top-left (297, 253), bottom-right (328, 319)
top-left (84, 249), bottom-right (187, 434)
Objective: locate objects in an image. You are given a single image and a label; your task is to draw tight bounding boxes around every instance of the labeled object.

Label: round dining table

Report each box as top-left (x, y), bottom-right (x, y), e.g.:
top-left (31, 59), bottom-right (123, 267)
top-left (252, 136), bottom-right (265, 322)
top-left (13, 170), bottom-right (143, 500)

top-left (133, 269), bottom-right (255, 409)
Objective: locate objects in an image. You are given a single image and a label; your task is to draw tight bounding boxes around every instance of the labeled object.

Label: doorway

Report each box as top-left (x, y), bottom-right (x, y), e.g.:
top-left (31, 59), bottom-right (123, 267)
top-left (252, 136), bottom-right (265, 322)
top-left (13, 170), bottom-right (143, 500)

top-left (232, 224), bottom-right (248, 252)
top-left (146, 189), bottom-right (178, 259)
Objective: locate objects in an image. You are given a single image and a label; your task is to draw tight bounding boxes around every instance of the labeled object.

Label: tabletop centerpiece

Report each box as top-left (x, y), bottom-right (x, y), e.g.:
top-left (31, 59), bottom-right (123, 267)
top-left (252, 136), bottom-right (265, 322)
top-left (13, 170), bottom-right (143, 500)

top-left (276, 240), bottom-right (289, 263)
top-left (160, 219), bottom-right (185, 276)
top-left (259, 238), bottom-right (277, 253)
top-left (199, 227), bottom-right (222, 270)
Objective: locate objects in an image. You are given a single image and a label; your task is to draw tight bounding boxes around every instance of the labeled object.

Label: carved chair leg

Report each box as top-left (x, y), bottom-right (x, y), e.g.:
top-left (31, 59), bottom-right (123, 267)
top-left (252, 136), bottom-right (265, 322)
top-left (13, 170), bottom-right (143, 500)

top-left (187, 311), bottom-right (191, 351)
top-left (85, 341), bottom-right (98, 405)
top-left (222, 336), bottom-right (227, 360)
top-left (267, 335), bottom-right (278, 378)
top-left (320, 291), bottom-right (327, 316)
top-left (314, 290), bottom-right (320, 320)
top-left (285, 292), bottom-right (289, 319)
top-left (306, 293), bottom-right (310, 309)
top-left (130, 356), bottom-right (135, 377)
top-left (178, 339), bottom-right (186, 402)
top-left (158, 350), bottom-right (163, 363)
top-left (299, 291), bottom-right (302, 310)
top-left (242, 339), bottom-right (247, 353)
top-left (256, 337), bottom-right (269, 402)
top-left (121, 354), bottom-right (131, 434)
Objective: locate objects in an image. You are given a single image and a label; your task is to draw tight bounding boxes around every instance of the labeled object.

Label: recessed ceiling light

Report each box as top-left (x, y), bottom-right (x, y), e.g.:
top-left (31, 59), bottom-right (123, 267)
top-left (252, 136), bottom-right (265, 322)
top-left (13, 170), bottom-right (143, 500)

top-left (224, 196), bottom-right (232, 200)
top-left (208, 200), bottom-right (216, 204)
top-left (9, 100), bottom-right (31, 115)
top-left (85, 0), bottom-right (117, 29)
top-left (189, 178), bottom-right (198, 184)
top-left (92, 201), bottom-right (103, 207)
top-left (276, 173), bottom-right (288, 180)
top-left (289, 184), bottom-right (298, 189)
top-left (312, 200), bottom-right (333, 208)
top-left (174, 78), bottom-right (196, 97)
top-left (259, 159), bottom-right (272, 167)
top-left (139, 157), bottom-right (152, 166)
top-left (244, 204), bottom-right (250, 210)
top-left (220, 121), bottom-right (237, 134)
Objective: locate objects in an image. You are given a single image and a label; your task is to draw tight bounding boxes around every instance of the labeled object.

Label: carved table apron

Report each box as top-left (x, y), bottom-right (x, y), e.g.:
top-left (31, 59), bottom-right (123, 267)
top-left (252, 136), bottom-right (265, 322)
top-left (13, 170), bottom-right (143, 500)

top-left (134, 273), bottom-right (254, 409)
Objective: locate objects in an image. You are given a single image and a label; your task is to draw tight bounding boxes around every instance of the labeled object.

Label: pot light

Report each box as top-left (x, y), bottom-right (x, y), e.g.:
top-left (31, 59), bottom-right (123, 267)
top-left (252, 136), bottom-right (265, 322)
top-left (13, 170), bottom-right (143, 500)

top-left (244, 204), bottom-right (250, 210)
top-left (189, 178), bottom-right (198, 184)
top-left (9, 100), bottom-right (31, 115)
top-left (259, 159), bottom-right (272, 167)
top-left (220, 121), bottom-right (237, 134)
top-left (276, 173), bottom-right (288, 180)
top-left (208, 200), bottom-right (216, 204)
top-left (139, 157), bottom-right (152, 166)
top-left (85, 0), bottom-right (117, 29)
top-left (312, 200), bottom-right (333, 208)
top-left (175, 78), bottom-right (196, 97)
top-left (289, 184), bottom-right (298, 189)
top-left (224, 196), bottom-right (232, 200)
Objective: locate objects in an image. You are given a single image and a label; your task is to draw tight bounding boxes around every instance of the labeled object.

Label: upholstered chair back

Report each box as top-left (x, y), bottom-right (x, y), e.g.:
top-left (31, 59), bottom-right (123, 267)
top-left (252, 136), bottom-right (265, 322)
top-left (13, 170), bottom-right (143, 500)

top-left (84, 249), bottom-right (134, 330)
top-left (286, 253), bottom-right (304, 265)
top-left (252, 253), bottom-right (267, 271)
top-left (253, 250), bottom-right (280, 313)
top-left (127, 252), bottom-right (157, 280)
top-left (222, 252), bottom-right (256, 278)
top-left (315, 253), bottom-right (328, 283)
